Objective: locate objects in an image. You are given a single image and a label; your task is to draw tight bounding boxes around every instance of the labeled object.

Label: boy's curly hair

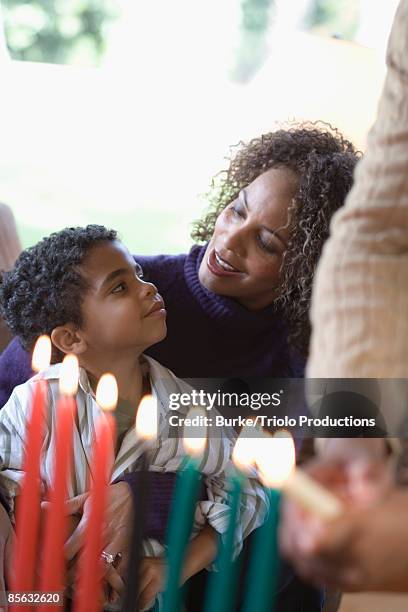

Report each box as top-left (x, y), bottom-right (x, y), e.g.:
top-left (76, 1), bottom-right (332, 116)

top-left (0, 225), bottom-right (117, 352)
top-left (191, 122), bottom-right (361, 357)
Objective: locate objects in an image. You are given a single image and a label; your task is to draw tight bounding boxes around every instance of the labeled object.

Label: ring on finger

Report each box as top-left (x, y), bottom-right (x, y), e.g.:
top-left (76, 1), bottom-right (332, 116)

top-left (101, 551), bottom-right (122, 567)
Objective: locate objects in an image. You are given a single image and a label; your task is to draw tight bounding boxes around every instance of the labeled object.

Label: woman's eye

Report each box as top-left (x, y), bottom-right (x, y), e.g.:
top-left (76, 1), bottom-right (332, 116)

top-left (112, 282), bottom-right (126, 294)
top-left (257, 236), bottom-right (277, 254)
top-left (230, 204), bottom-right (244, 218)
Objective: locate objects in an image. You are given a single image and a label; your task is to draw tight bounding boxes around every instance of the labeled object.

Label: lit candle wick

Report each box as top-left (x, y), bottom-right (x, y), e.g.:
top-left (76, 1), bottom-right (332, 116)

top-left (32, 334), bottom-right (52, 373)
top-left (183, 405), bottom-right (207, 458)
top-left (96, 373), bottom-right (118, 412)
top-left (256, 430), bottom-right (342, 520)
top-left (135, 394), bottom-right (157, 443)
top-left (59, 354), bottom-right (79, 396)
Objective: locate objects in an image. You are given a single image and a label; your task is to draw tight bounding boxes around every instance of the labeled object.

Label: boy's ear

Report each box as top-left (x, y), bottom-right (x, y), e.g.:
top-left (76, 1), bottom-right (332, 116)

top-left (51, 325), bottom-right (87, 356)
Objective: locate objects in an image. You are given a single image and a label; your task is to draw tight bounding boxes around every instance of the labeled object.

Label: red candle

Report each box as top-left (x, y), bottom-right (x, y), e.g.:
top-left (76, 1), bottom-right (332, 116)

top-left (39, 355), bottom-right (79, 611)
top-left (11, 336), bottom-right (51, 612)
top-left (74, 373), bottom-right (117, 612)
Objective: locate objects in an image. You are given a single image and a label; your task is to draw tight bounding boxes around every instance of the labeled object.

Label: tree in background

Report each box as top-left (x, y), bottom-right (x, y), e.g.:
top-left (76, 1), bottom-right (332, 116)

top-left (303, 0), bottom-right (359, 41)
top-left (2, 0), bottom-right (117, 65)
top-left (231, 0), bottom-right (359, 83)
top-left (231, 0), bottom-right (275, 83)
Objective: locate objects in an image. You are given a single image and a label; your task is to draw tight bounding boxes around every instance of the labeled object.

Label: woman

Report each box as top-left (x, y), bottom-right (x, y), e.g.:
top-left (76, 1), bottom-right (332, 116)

top-left (0, 121), bottom-right (360, 390)
top-left (0, 122), bottom-right (360, 610)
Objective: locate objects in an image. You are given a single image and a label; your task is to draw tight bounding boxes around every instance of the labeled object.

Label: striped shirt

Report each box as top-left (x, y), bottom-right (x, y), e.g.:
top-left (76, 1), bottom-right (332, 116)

top-left (0, 354), bottom-right (268, 559)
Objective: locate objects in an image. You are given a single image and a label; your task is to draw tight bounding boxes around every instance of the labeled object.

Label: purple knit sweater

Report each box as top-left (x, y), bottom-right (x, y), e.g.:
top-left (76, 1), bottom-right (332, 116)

top-left (0, 245), bottom-right (304, 538)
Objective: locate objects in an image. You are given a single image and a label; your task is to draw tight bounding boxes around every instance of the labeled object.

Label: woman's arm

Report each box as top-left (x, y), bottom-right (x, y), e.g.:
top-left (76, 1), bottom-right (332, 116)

top-left (0, 338), bottom-right (32, 408)
top-left (117, 471), bottom-right (176, 540)
top-left (64, 473), bottom-right (177, 561)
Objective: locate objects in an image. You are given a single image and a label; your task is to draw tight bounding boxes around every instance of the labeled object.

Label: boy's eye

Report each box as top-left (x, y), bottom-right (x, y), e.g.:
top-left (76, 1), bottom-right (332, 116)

top-left (112, 282), bottom-right (126, 294)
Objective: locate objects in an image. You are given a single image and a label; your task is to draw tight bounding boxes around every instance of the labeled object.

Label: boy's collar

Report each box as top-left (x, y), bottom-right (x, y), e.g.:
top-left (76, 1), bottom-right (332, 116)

top-left (32, 355), bottom-right (158, 396)
top-left (32, 362), bottom-right (95, 395)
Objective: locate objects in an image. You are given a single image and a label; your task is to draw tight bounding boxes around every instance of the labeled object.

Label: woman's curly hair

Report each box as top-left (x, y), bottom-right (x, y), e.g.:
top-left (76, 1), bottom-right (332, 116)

top-left (192, 121), bottom-right (361, 357)
top-left (0, 225), bottom-right (117, 356)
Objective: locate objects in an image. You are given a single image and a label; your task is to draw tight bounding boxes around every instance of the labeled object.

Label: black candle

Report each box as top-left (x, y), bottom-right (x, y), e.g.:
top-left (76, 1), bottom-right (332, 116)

top-left (123, 395), bottom-right (157, 612)
top-left (123, 452), bottom-right (149, 611)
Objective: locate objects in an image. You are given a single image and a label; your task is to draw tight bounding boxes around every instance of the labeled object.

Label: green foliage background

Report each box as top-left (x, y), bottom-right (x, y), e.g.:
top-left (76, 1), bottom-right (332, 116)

top-left (2, 0), bottom-right (359, 73)
top-left (2, 0), bottom-right (117, 65)
top-left (304, 0), bottom-right (359, 40)
top-left (0, 0), bottom-right (360, 251)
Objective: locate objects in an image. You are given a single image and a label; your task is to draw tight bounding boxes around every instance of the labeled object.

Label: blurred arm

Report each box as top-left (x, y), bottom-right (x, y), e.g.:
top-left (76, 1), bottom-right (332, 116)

top-left (308, 0), bottom-right (408, 378)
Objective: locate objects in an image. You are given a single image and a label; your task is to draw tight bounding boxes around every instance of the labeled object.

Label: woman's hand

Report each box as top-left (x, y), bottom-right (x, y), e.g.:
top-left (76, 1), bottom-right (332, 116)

top-left (138, 557), bottom-right (166, 610)
top-left (64, 551), bottom-right (125, 605)
top-left (63, 481), bottom-right (133, 562)
top-left (42, 482), bottom-right (133, 600)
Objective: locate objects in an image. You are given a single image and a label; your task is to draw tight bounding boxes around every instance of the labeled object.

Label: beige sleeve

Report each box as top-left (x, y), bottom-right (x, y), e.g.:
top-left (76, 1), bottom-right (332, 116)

top-left (307, 0), bottom-right (408, 379)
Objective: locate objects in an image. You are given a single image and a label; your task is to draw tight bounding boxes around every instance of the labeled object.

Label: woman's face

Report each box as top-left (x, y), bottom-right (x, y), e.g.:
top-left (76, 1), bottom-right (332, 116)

top-left (199, 167), bottom-right (298, 310)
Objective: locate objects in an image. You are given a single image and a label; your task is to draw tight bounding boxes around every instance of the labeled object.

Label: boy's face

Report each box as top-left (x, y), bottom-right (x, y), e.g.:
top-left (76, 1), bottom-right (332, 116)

top-left (77, 240), bottom-right (167, 355)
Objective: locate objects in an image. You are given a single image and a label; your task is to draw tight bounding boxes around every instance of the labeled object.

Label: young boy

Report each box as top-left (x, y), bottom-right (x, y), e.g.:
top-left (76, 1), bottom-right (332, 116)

top-left (0, 225), bottom-right (267, 609)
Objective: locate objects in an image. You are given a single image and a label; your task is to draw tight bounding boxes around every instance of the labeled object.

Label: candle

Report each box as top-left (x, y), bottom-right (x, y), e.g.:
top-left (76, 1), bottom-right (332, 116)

top-left (242, 430), bottom-right (343, 612)
top-left (241, 489), bottom-right (281, 612)
top-left (39, 355), bottom-right (79, 611)
top-left (204, 428), bottom-right (257, 612)
top-left (74, 373), bottom-right (117, 612)
top-left (123, 394), bottom-right (157, 612)
top-left (163, 406), bottom-right (207, 612)
top-left (241, 430), bottom-right (283, 612)
top-left (256, 431), bottom-right (342, 520)
top-left (11, 335), bottom-right (51, 607)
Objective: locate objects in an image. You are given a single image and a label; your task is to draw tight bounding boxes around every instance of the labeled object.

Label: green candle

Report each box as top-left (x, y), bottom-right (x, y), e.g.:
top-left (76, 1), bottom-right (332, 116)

top-left (162, 454), bottom-right (202, 612)
top-left (204, 468), bottom-right (244, 612)
top-left (241, 487), bottom-right (281, 612)
top-left (241, 429), bottom-right (300, 612)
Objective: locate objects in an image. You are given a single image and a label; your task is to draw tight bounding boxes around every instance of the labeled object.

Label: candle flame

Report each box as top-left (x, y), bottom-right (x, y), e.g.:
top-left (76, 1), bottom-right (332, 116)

top-left (135, 394), bottom-right (157, 441)
top-left (232, 420), bottom-right (264, 472)
top-left (32, 335), bottom-right (52, 373)
top-left (183, 406), bottom-right (207, 457)
top-left (96, 373), bottom-right (118, 412)
top-left (59, 354), bottom-right (79, 396)
top-left (256, 430), bottom-right (296, 488)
